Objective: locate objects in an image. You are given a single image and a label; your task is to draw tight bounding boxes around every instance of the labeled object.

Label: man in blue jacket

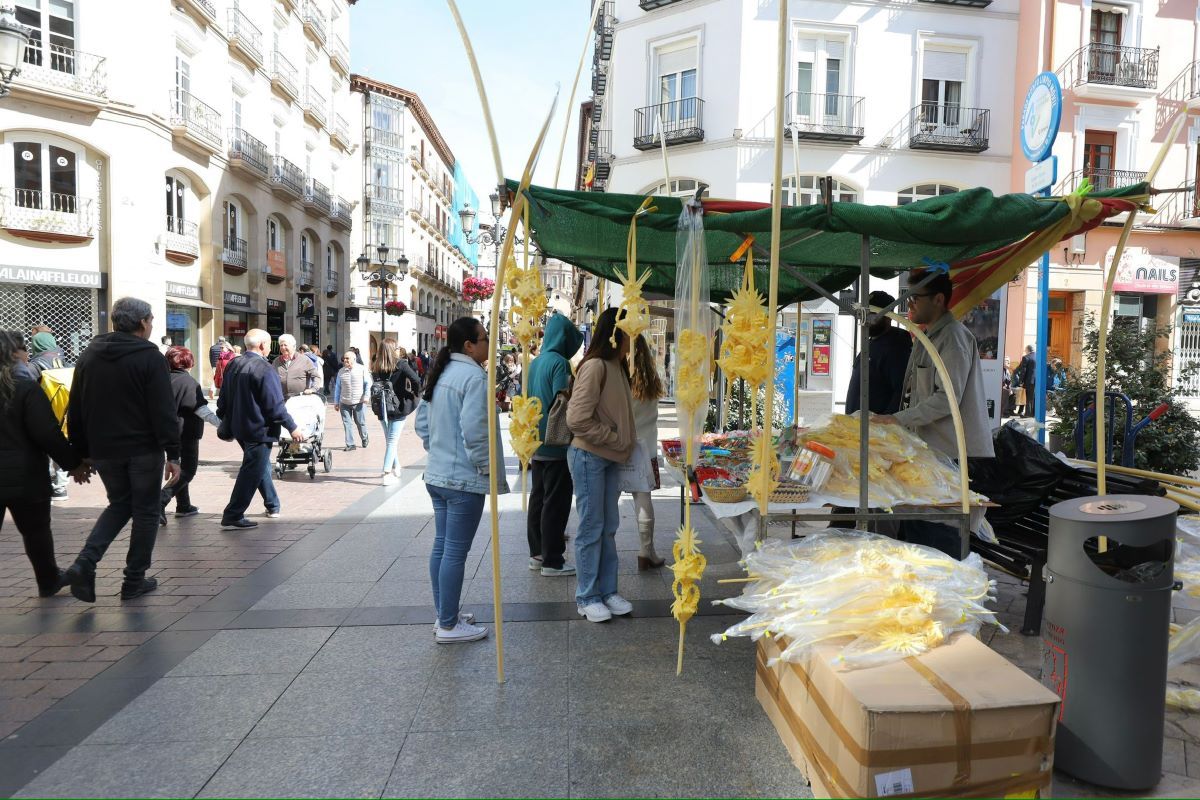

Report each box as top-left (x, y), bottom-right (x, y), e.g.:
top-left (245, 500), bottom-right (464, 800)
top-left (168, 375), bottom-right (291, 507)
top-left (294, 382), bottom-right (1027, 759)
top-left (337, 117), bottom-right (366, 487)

top-left (217, 329), bottom-right (303, 530)
top-left (524, 313), bottom-right (584, 576)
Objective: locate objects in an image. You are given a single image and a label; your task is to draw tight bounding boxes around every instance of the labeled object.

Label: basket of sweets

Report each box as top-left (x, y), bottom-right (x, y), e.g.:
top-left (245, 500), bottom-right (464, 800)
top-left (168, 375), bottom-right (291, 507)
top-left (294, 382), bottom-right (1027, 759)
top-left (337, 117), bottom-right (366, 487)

top-left (661, 438), bottom-right (683, 467)
top-left (769, 481), bottom-right (812, 504)
top-left (702, 478), bottom-right (748, 504)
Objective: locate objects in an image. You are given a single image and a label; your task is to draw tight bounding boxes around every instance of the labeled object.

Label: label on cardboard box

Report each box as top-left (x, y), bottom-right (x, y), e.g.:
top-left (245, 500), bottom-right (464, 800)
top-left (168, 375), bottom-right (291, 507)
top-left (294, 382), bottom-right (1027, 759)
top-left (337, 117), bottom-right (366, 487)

top-left (874, 768), bottom-right (914, 796)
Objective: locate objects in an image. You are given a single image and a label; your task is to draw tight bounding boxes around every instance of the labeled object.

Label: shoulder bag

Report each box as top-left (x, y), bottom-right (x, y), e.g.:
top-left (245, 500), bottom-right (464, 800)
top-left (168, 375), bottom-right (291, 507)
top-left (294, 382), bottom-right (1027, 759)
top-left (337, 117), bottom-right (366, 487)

top-left (543, 376), bottom-right (574, 448)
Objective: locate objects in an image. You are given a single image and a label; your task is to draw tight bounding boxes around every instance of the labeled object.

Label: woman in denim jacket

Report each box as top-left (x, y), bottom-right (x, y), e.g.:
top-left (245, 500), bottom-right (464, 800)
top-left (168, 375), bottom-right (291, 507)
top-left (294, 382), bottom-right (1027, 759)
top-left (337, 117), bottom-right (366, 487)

top-left (414, 317), bottom-right (508, 643)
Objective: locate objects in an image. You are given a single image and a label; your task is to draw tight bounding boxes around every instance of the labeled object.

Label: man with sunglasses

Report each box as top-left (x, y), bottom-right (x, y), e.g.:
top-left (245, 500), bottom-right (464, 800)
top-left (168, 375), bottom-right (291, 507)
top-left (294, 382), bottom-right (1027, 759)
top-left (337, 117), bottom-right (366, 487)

top-left (873, 270), bottom-right (994, 558)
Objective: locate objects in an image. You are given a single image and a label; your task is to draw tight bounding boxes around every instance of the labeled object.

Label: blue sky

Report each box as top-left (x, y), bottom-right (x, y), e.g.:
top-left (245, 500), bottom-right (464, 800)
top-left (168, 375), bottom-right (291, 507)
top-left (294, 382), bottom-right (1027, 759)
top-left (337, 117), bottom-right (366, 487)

top-left (350, 1), bottom-right (589, 225)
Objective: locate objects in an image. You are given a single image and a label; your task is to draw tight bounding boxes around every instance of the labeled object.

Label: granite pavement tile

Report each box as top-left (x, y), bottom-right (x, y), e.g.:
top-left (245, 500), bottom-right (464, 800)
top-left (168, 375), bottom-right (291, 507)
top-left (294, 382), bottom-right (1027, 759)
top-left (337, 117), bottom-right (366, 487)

top-left (167, 627), bottom-right (334, 677)
top-left (383, 728), bottom-right (569, 798)
top-left (199, 734), bottom-right (402, 798)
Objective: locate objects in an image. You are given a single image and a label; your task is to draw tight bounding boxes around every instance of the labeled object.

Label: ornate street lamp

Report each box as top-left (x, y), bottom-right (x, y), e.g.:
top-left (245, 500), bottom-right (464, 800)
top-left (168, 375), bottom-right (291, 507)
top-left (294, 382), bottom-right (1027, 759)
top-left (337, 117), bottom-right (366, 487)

top-left (356, 242), bottom-right (409, 349)
top-left (0, 4), bottom-right (31, 98)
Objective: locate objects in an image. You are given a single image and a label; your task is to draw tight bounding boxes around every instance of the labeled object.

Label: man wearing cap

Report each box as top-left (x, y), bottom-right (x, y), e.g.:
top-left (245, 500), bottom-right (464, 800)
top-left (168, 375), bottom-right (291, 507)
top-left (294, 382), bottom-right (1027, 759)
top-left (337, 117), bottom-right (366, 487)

top-left (845, 290), bottom-right (912, 416)
top-left (873, 270), bottom-right (993, 558)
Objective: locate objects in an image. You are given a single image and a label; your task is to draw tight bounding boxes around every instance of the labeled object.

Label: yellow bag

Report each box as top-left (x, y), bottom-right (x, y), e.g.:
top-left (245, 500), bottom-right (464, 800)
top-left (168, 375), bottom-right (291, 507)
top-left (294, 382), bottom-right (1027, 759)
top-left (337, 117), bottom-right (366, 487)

top-left (40, 366), bottom-right (73, 434)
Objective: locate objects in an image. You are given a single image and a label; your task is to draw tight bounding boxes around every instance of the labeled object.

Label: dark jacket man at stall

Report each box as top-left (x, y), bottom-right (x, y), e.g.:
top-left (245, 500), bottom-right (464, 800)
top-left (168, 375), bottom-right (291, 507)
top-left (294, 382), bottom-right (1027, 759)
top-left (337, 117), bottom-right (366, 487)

top-left (845, 291), bottom-right (913, 415)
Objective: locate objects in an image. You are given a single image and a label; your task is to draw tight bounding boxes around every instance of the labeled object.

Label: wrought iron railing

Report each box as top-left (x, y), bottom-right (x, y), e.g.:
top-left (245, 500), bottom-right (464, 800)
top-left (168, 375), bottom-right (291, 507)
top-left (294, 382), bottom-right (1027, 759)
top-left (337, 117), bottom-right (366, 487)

top-left (222, 236), bottom-right (248, 269)
top-left (325, 265), bottom-right (339, 290)
top-left (271, 50), bottom-right (299, 97)
top-left (633, 98), bottom-right (705, 149)
top-left (170, 89), bottom-right (222, 149)
top-left (181, 0), bottom-right (216, 21)
top-left (271, 155), bottom-right (305, 196)
top-left (305, 178), bottom-right (331, 212)
top-left (334, 114), bottom-right (350, 145)
top-left (785, 91), bottom-right (865, 140)
top-left (595, 0), bottom-right (614, 61)
top-left (226, 4), bottom-right (263, 64)
top-left (299, 260), bottom-right (314, 285)
top-left (907, 104), bottom-right (989, 152)
top-left (1060, 43), bottom-right (1159, 90)
top-left (20, 40), bottom-right (106, 97)
top-left (366, 126), bottom-right (403, 151)
top-left (1057, 168), bottom-right (1148, 194)
top-left (302, 0), bottom-right (327, 43)
top-left (228, 128), bottom-right (270, 176)
top-left (331, 34), bottom-right (349, 71)
top-left (367, 183), bottom-right (404, 214)
top-left (164, 217), bottom-right (199, 257)
top-left (303, 84), bottom-right (327, 127)
top-left (1, 189), bottom-right (93, 237)
top-left (1142, 184), bottom-right (1198, 228)
top-left (331, 196), bottom-right (353, 227)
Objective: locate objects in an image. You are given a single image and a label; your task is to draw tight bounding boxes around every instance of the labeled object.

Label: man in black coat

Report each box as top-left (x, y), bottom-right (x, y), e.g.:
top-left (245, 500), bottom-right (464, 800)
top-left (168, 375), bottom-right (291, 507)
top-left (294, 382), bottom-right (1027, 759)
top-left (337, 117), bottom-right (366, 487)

top-left (217, 329), bottom-right (302, 530)
top-left (209, 336), bottom-right (227, 369)
top-left (62, 298), bottom-right (182, 602)
top-left (1017, 345), bottom-right (1037, 418)
top-left (845, 291), bottom-right (913, 415)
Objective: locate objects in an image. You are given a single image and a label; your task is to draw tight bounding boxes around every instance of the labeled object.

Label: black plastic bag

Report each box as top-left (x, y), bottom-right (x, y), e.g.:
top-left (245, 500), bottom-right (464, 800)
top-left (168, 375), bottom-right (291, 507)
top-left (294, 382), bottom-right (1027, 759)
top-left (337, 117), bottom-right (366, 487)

top-left (970, 422), bottom-right (1078, 526)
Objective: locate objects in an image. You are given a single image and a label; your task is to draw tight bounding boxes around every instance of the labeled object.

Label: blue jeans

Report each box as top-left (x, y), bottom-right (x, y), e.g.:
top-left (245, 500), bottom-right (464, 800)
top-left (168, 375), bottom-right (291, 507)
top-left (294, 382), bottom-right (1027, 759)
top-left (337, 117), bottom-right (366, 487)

top-left (427, 484), bottom-right (486, 628)
top-left (77, 452), bottom-right (164, 581)
top-left (223, 441), bottom-right (280, 522)
top-left (568, 446), bottom-right (621, 606)
top-left (380, 416), bottom-right (405, 473)
top-left (340, 403), bottom-right (368, 448)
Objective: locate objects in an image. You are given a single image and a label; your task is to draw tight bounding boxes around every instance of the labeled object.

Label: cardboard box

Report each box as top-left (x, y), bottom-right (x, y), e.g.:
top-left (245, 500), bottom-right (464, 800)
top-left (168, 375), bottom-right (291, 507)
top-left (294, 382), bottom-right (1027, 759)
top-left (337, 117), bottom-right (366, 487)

top-left (756, 633), bottom-right (1059, 798)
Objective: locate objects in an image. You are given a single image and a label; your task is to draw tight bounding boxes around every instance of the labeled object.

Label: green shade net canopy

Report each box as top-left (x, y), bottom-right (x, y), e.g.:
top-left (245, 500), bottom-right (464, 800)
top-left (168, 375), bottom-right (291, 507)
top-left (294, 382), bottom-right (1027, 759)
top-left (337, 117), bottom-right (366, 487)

top-left (507, 179), bottom-right (1150, 307)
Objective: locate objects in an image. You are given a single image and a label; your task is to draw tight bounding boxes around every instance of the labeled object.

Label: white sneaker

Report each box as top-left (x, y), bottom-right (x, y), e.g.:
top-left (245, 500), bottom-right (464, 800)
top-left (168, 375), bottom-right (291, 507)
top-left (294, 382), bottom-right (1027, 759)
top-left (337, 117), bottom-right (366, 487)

top-left (435, 621), bottom-right (489, 643)
top-left (382, 473), bottom-right (397, 486)
top-left (265, 510), bottom-right (281, 519)
top-left (577, 601), bottom-right (613, 623)
top-left (431, 611), bottom-right (476, 634)
top-left (603, 594), bottom-right (634, 616)
top-left (528, 556), bottom-right (543, 571)
top-left (540, 564), bottom-right (576, 577)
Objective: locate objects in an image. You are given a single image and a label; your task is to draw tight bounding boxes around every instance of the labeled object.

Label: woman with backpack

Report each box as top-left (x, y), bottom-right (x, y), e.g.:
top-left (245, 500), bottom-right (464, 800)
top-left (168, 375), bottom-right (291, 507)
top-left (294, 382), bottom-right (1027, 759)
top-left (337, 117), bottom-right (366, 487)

top-left (371, 340), bottom-right (422, 485)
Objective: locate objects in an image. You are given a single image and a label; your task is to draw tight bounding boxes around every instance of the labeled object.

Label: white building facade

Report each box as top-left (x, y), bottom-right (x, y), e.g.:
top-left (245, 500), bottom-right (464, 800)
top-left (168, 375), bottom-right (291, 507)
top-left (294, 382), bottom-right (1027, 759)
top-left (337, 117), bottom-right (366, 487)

top-left (0, 0), bottom-right (355, 381)
top-left (582, 0), bottom-right (1020, 414)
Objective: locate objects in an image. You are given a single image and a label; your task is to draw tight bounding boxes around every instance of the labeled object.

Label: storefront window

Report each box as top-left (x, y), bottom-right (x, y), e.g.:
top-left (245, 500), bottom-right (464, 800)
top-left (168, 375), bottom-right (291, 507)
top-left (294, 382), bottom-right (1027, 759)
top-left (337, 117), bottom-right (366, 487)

top-left (165, 304), bottom-right (198, 375)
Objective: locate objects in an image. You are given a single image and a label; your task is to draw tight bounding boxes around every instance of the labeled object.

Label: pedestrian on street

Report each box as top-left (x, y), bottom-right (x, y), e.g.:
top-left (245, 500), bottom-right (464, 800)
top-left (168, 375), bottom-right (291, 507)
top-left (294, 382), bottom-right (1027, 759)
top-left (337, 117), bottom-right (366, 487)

top-left (370, 340), bottom-right (421, 485)
top-left (1017, 344), bottom-right (1037, 418)
top-left (415, 317), bottom-right (508, 643)
top-left (322, 345), bottom-right (339, 394)
top-left (629, 334), bottom-right (665, 570)
top-left (350, 346), bottom-right (364, 365)
top-left (209, 336), bottom-right (227, 369)
top-left (217, 329), bottom-right (304, 531)
top-left (525, 313), bottom-right (582, 576)
top-left (214, 344), bottom-right (236, 397)
top-left (0, 331), bottom-right (88, 597)
top-left (333, 351), bottom-right (371, 450)
top-left (61, 297), bottom-right (182, 602)
top-left (272, 334), bottom-right (319, 400)
top-left (26, 331), bottom-right (71, 501)
top-left (299, 343), bottom-right (324, 396)
top-left (565, 307), bottom-right (637, 623)
top-left (159, 346), bottom-right (220, 525)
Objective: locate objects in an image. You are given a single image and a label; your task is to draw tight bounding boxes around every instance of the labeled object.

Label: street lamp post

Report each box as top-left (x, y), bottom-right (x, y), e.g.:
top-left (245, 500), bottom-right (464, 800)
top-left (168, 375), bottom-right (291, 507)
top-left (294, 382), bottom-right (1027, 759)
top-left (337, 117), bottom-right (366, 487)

top-left (0, 4), bottom-right (31, 98)
top-left (356, 242), bottom-right (409, 354)
top-left (459, 188), bottom-right (530, 338)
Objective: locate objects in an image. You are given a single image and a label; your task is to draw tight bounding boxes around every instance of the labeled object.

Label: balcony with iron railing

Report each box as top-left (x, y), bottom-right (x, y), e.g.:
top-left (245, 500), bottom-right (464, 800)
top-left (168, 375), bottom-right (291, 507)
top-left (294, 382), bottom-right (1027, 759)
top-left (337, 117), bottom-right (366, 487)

top-left (1, 188), bottom-right (94, 242)
top-left (365, 125), bottom-right (404, 152)
top-left (330, 195), bottom-right (353, 230)
top-left (330, 34), bottom-right (350, 75)
top-left (270, 154), bottom-right (305, 199)
top-left (592, 63), bottom-right (607, 95)
top-left (633, 98), bottom-right (705, 150)
top-left (178, 0), bottom-right (217, 26)
top-left (304, 178), bottom-right (331, 214)
top-left (222, 236), bottom-right (248, 273)
top-left (163, 217), bottom-right (199, 263)
top-left (1056, 168), bottom-right (1148, 194)
top-left (331, 114), bottom-right (351, 150)
top-left (917, 0), bottom-right (991, 7)
top-left (906, 104), bottom-right (990, 153)
top-left (226, 5), bottom-right (263, 67)
top-left (270, 50), bottom-right (299, 101)
top-left (784, 92), bottom-right (866, 143)
top-left (303, 84), bottom-right (327, 128)
top-left (594, 1), bottom-right (614, 61)
top-left (302, 1), bottom-right (327, 45)
top-left (1142, 184), bottom-right (1200, 230)
top-left (588, 129), bottom-right (612, 180)
top-left (17, 40), bottom-right (106, 103)
top-left (169, 89), bottom-right (222, 152)
top-left (228, 127), bottom-right (270, 178)
top-left (325, 265), bottom-right (339, 295)
top-left (1059, 44), bottom-right (1160, 99)
top-left (366, 183), bottom-right (404, 217)
top-left (299, 260), bottom-right (315, 288)
top-left (638, 0), bottom-right (684, 12)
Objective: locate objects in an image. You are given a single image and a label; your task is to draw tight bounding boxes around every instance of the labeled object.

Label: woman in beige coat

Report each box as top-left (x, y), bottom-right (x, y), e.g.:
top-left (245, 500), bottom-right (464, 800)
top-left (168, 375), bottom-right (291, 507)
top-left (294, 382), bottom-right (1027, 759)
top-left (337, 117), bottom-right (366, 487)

top-left (565, 308), bottom-right (636, 623)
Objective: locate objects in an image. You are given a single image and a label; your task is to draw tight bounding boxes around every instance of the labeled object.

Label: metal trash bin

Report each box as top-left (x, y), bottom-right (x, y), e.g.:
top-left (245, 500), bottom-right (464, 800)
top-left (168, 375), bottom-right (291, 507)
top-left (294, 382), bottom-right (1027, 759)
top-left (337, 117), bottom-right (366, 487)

top-left (1043, 494), bottom-right (1178, 790)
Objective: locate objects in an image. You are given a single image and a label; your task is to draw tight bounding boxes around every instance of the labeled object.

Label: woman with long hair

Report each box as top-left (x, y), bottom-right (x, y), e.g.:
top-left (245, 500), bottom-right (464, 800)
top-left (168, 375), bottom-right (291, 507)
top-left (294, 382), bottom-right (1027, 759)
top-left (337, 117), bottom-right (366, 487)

top-left (565, 307), bottom-right (637, 622)
top-left (0, 330), bottom-right (86, 596)
top-left (629, 335), bottom-right (665, 569)
top-left (415, 317), bottom-right (508, 643)
top-left (159, 346), bottom-right (219, 525)
top-left (371, 340), bottom-right (422, 485)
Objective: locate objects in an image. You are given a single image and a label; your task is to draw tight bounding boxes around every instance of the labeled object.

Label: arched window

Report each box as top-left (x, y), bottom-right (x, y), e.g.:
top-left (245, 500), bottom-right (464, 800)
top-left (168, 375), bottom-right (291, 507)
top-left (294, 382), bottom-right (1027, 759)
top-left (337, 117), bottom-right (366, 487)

top-left (641, 177), bottom-right (703, 198)
top-left (325, 244), bottom-right (333, 279)
top-left (896, 183), bottom-right (960, 206)
top-left (781, 176), bottom-right (858, 206)
top-left (13, 138), bottom-right (81, 212)
top-left (222, 199), bottom-right (242, 245)
top-left (165, 174), bottom-right (189, 233)
top-left (266, 217), bottom-right (280, 251)
top-left (300, 233), bottom-right (311, 268)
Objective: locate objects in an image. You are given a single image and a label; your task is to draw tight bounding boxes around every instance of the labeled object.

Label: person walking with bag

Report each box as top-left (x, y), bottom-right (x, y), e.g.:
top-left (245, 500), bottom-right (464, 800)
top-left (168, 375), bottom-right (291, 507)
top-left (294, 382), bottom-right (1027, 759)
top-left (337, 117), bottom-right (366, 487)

top-left (565, 307), bottom-right (637, 623)
top-left (414, 317), bottom-right (508, 643)
top-left (332, 352), bottom-right (371, 450)
top-left (629, 335), bottom-right (665, 570)
top-left (371, 340), bottom-right (421, 485)
top-left (0, 331), bottom-right (89, 597)
top-left (525, 313), bottom-right (583, 576)
top-left (159, 346), bottom-right (219, 525)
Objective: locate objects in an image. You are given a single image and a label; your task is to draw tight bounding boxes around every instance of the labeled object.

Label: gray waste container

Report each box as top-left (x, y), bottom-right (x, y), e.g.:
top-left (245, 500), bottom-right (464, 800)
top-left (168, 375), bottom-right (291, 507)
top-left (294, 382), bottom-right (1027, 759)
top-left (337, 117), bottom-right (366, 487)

top-left (1043, 494), bottom-right (1178, 790)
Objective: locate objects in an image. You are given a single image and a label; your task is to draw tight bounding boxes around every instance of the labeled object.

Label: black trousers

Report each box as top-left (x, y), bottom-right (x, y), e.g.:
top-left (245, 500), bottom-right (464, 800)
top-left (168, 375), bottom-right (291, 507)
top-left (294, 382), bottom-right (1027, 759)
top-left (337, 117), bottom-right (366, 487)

top-left (1, 499), bottom-right (58, 593)
top-left (160, 437), bottom-right (199, 511)
top-left (77, 453), bottom-right (163, 582)
top-left (527, 459), bottom-right (573, 569)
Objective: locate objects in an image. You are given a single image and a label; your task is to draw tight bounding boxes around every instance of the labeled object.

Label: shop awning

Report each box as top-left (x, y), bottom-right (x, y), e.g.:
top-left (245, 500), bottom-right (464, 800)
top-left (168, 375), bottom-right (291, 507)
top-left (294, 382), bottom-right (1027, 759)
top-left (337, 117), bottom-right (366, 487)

top-left (166, 296), bottom-right (216, 310)
top-left (223, 305), bottom-right (267, 315)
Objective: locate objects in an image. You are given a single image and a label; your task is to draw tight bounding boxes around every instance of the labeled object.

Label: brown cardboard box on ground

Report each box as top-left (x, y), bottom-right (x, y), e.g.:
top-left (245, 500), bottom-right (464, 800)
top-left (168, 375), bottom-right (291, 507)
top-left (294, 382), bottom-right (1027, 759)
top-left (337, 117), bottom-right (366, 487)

top-left (756, 633), bottom-right (1059, 798)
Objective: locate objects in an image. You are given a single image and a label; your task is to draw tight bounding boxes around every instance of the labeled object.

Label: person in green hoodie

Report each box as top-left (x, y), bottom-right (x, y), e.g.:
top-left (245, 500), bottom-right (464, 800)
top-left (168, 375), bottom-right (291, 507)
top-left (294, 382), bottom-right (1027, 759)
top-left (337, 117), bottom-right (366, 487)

top-left (525, 313), bottom-right (583, 576)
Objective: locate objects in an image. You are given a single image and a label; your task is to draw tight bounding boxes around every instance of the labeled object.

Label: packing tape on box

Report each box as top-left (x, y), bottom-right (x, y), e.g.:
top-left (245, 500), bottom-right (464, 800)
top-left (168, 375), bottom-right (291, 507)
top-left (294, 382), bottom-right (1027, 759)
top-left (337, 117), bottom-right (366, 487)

top-left (755, 651), bottom-right (1051, 799)
top-left (904, 656), bottom-right (972, 785)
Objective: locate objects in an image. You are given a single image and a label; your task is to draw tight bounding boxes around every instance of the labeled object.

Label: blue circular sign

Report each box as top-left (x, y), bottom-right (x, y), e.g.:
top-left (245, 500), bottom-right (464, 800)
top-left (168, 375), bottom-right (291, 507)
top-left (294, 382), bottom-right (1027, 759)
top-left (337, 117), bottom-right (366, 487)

top-left (1020, 71), bottom-right (1062, 163)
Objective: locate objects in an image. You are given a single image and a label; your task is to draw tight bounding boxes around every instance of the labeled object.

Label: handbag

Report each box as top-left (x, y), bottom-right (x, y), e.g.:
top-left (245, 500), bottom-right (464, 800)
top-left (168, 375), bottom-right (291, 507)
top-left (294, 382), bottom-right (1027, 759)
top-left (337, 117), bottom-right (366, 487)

top-left (543, 378), bottom-right (574, 448)
top-left (618, 440), bottom-right (655, 493)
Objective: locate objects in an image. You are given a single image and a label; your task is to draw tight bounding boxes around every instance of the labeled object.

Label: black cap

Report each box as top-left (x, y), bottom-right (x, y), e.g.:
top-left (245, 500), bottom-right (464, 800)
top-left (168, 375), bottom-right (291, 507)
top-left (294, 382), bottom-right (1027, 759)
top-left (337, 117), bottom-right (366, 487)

top-left (867, 290), bottom-right (895, 309)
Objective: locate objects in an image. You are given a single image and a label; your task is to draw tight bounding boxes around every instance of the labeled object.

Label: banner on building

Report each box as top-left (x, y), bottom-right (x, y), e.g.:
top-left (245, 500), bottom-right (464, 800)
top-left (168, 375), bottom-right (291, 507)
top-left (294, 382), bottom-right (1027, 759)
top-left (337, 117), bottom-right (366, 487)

top-left (1111, 248), bottom-right (1179, 294)
top-left (297, 293), bottom-right (315, 318)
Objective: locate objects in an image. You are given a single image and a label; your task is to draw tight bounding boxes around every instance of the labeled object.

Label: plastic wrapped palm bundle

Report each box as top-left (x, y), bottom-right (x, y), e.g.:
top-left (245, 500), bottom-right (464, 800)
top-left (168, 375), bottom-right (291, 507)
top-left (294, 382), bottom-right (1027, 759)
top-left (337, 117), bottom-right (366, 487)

top-left (712, 530), bottom-right (1004, 669)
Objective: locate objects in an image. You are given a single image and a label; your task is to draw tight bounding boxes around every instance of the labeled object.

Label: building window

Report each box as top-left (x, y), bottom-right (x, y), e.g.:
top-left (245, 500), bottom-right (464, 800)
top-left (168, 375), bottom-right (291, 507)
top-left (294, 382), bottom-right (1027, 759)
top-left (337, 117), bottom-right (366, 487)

top-left (1083, 129), bottom-right (1117, 189)
top-left (301, 232), bottom-right (310, 265)
top-left (165, 175), bottom-right (189, 230)
top-left (232, 97), bottom-right (243, 131)
top-left (16, 0), bottom-right (75, 69)
top-left (897, 183), bottom-right (959, 205)
top-left (13, 140), bottom-right (78, 211)
top-left (781, 175), bottom-right (858, 206)
top-left (1090, 5), bottom-right (1124, 47)
top-left (794, 34), bottom-right (848, 118)
top-left (267, 217), bottom-right (280, 250)
top-left (223, 199), bottom-right (241, 243)
top-left (920, 48), bottom-right (968, 128)
top-left (655, 41), bottom-right (698, 122)
top-left (642, 178), bottom-right (703, 198)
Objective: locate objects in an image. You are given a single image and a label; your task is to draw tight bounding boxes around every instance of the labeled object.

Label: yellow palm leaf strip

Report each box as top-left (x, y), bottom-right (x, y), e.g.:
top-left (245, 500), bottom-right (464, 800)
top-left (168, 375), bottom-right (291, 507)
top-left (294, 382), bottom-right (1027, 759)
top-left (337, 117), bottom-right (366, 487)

top-left (614, 198), bottom-right (655, 348)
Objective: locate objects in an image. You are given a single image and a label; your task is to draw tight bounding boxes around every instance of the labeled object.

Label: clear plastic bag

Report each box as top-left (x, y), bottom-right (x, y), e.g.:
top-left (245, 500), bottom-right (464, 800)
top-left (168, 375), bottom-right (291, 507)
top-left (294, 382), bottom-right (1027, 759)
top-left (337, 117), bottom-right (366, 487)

top-left (1168, 616), bottom-right (1200, 667)
top-left (713, 530), bottom-right (1003, 670)
top-left (1166, 682), bottom-right (1200, 711)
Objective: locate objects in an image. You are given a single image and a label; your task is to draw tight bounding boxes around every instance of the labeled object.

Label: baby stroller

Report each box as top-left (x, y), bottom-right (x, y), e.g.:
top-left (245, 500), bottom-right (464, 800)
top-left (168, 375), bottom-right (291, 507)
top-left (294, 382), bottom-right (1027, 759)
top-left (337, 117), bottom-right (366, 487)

top-left (275, 394), bottom-right (332, 480)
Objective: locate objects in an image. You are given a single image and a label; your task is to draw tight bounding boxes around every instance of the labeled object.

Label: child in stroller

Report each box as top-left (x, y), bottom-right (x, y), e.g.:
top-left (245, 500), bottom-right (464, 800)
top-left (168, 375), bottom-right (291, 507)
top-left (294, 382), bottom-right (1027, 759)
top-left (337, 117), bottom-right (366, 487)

top-left (275, 394), bottom-right (332, 479)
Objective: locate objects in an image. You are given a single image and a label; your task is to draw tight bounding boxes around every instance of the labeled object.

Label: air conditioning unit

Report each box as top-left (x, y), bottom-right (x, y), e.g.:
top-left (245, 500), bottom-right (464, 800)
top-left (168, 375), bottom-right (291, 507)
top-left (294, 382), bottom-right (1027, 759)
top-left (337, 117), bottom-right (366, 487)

top-left (1069, 233), bottom-right (1087, 255)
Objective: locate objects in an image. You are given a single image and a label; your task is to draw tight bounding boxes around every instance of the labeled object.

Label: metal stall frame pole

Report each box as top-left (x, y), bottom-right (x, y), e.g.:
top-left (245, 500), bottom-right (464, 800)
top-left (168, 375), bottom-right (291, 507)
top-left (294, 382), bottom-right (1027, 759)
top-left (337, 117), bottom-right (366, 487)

top-left (1034, 188), bottom-right (1051, 444)
top-left (857, 236), bottom-right (871, 524)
